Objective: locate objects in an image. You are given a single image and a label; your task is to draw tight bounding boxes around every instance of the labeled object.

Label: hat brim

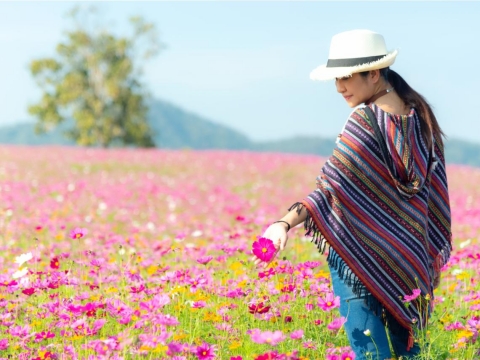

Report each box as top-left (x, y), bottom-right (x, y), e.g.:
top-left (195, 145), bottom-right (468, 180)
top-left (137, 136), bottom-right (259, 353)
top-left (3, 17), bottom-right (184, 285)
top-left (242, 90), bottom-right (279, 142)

top-left (310, 49), bottom-right (398, 81)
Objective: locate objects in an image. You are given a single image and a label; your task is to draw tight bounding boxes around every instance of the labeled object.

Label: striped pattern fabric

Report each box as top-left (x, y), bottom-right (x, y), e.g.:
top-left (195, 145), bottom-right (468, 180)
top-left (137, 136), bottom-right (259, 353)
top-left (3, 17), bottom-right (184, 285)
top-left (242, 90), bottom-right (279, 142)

top-left (300, 103), bottom-right (452, 345)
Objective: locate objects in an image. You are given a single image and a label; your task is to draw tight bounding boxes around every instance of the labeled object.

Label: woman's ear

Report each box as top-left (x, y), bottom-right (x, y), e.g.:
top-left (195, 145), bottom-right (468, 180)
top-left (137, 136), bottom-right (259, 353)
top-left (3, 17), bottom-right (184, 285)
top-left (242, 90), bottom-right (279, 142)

top-left (370, 69), bottom-right (381, 84)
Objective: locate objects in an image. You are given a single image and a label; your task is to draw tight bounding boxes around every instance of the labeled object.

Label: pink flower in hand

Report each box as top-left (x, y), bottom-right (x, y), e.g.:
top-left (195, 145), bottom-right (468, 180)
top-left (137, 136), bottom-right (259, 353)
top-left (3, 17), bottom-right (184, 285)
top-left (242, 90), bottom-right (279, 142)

top-left (252, 237), bottom-right (276, 262)
top-left (403, 288), bottom-right (421, 303)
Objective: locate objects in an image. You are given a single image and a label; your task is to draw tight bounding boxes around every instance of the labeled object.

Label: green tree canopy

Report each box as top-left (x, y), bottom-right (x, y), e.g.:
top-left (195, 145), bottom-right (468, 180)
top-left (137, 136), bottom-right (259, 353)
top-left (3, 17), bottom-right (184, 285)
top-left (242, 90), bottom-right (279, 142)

top-left (28, 7), bottom-right (163, 147)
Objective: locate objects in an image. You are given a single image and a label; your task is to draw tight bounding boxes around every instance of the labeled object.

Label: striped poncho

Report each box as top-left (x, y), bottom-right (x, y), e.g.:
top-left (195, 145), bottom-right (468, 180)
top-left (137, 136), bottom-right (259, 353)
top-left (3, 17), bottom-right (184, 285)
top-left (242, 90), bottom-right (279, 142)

top-left (295, 103), bottom-right (452, 347)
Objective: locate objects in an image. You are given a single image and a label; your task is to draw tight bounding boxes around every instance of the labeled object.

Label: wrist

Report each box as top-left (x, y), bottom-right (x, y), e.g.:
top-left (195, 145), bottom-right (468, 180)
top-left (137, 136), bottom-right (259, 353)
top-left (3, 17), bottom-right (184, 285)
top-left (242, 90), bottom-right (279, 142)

top-left (273, 220), bottom-right (290, 232)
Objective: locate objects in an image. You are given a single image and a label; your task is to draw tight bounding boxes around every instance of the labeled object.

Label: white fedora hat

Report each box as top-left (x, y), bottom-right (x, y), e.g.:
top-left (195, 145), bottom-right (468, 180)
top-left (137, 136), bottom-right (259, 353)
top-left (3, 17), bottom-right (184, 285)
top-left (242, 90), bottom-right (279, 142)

top-left (310, 29), bottom-right (398, 81)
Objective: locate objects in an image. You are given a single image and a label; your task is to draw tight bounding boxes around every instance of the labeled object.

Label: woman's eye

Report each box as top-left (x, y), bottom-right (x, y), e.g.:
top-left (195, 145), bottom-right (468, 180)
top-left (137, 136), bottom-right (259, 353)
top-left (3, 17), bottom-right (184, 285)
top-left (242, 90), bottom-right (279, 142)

top-left (336, 76), bottom-right (351, 81)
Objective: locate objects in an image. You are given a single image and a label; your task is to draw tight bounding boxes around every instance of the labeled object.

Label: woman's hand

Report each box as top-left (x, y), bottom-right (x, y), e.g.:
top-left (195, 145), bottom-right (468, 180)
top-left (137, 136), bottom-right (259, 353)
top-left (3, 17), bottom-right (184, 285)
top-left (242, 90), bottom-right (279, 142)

top-left (251, 222), bottom-right (289, 268)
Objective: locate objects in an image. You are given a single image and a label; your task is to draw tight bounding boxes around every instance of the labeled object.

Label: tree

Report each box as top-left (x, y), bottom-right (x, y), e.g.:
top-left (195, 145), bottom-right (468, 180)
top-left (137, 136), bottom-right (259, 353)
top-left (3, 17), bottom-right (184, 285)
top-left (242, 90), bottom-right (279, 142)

top-left (28, 7), bottom-right (163, 147)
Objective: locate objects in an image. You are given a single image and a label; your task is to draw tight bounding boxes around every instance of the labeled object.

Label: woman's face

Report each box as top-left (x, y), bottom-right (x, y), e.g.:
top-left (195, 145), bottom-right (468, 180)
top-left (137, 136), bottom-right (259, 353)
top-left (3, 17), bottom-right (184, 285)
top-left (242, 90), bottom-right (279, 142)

top-left (335, 72), bottom-right (376, 108)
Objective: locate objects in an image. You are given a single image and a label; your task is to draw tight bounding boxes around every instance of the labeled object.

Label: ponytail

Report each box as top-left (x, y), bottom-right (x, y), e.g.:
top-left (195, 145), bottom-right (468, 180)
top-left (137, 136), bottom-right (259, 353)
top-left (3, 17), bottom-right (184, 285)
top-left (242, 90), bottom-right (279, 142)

top-left (382, 68), bottom-right (445, 149)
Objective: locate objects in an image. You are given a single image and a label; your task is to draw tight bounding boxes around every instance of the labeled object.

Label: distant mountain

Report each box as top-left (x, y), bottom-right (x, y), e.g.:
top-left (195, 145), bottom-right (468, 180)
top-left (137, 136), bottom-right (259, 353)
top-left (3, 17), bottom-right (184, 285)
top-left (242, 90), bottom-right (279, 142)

top-left (0, 98), bottom-right (479, 167)
top-left (148, 100), bottom-right (252, 150)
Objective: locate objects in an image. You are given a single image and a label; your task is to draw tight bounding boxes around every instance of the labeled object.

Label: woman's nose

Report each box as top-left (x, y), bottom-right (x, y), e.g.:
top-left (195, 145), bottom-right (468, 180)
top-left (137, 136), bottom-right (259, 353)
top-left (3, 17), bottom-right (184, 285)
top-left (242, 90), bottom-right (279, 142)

top-left (335, 79), bottom-right (346, 93)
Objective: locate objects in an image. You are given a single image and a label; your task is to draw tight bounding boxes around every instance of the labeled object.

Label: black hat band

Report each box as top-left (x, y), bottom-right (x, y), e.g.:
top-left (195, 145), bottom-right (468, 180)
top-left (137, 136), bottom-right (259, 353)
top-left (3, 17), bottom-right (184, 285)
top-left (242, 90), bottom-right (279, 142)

top-left (326, 55), bottom-right (385, 68)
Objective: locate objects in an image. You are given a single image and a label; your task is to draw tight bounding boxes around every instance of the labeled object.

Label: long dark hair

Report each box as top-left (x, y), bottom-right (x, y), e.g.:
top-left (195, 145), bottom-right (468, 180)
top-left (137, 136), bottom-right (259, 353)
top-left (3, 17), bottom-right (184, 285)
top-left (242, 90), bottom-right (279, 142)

top-left (361, 68), bottom-right (445, 149)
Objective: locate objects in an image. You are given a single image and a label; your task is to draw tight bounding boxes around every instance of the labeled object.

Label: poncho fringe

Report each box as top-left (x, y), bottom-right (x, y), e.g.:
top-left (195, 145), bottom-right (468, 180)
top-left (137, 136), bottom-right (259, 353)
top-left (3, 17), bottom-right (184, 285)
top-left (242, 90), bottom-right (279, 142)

top-left (289, 201), bottom-right (412, 343)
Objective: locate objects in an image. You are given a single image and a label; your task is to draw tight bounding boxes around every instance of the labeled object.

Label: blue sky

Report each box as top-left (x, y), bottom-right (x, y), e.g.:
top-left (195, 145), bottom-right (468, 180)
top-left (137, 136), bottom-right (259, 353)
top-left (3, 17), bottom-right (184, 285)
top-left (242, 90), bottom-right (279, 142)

top-left (1, 2), bottom-right (480, 143)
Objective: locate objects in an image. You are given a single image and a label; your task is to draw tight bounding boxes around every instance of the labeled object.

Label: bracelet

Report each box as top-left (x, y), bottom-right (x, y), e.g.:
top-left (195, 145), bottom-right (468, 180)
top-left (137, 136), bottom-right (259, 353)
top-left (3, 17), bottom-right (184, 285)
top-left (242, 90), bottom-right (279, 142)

top-left (273, 220), bottom-right (291, 232)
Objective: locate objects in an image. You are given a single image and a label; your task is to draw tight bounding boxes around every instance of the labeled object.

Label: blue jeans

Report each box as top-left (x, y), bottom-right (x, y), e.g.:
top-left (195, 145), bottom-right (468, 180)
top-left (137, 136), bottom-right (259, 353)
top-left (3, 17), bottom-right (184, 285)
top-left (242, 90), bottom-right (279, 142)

top-left (329, 259), bottom-right (421, 359)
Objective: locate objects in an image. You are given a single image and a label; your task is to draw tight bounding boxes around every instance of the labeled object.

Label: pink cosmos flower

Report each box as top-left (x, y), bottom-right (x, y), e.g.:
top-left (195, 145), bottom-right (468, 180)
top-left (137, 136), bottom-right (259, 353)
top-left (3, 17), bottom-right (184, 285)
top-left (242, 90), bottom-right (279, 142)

top-left (281, 284), bottom-right (296, 293)
top-left (197, 256), bottom-right (213, 265)
top-left (139, 333), bottom-right (166, 348)
top-left (249, 328), bottom-right (286, 346)
top-left (0, 339), bottom-right (8, 350)
top-left (215, 322), bottom-right (232, 332)
top-left (258, 267), bottom-right (276, 279)
top-left (71, 318), bottom-right (87, 334)
top-left (303, 341), bottom-right (317, 349)
top-left (90, 339), bottom-right (117, 356)
top-left (9, 325), bottom-right (30, 338)
top-left (403, 288), bottom-right (421, 302)
top-left (290, 329), bottom-right (304, 339)
top-left (327, 316), bottom-right (347, 331)
top-left (254, 351), bottom-right (279, 360)
top-left (196, 343), bottom-right (216, 359)
top-left (189, 276), bottom-right (207, 292)
top-left (192, 301), bottom-right (206, 309)
top-left (252, 237), bottom-right (276, 262)
top-left (445, 321), bottom-right (465, 331)
top-left (230, 357), bottom-right (243, 360)
top-left (318, 292), bottom-right (340, 311)
top-left (70, 227), bottom-right (87, 240)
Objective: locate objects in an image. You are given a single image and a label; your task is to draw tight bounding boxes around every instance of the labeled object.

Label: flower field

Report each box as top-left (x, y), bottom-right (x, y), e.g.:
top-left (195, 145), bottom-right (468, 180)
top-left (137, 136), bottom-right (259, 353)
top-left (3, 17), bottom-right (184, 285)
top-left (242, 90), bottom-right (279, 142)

top-left (0, 146), bottom-right (479, 360)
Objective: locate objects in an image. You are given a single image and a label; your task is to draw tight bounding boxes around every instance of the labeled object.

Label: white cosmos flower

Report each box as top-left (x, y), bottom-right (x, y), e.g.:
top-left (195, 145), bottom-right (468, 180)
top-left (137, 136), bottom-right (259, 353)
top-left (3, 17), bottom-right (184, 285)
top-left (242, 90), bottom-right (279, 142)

top-left (12, 267), bottom-right (29, 279)
top-left (459, 239), bottom-right (471, 249)
top-left (14, 252), bottom-right (33, 267)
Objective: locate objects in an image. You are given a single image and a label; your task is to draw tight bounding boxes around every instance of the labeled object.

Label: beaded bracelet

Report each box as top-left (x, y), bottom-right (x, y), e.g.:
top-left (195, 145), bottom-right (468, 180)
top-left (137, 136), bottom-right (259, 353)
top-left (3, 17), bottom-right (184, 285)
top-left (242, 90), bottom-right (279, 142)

top-left (273, 220), bottom-right (291, 232)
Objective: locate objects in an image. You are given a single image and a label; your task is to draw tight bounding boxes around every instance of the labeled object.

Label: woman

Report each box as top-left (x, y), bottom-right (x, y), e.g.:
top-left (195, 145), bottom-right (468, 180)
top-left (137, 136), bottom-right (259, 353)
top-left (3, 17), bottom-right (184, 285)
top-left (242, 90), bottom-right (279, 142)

top-left (253, 30), bottom-right (452, 359)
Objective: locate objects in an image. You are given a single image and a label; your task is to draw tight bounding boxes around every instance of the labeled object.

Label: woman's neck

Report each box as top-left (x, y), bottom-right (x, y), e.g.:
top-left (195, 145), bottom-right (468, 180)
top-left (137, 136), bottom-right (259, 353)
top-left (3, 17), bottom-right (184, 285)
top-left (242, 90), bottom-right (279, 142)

top-left (371, 83), bottom-right (410, 115)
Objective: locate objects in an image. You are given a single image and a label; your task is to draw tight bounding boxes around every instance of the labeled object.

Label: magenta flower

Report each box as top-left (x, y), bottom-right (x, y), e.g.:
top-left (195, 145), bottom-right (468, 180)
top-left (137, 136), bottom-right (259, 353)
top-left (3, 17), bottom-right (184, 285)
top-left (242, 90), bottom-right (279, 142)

top-left (22, 288), bottom-right (35, 296)
top-left (230, 357), bottom-right (243, 360)
top-left (254, 352), bottom-right (279, 360)
top-left (403, 288), bottom-right (421, 302)
top-left (326, 356), bottom-right (340, 360)
top-left (248, 302), bottom-right (270, 314)
top-left (341, 350), bottom-right (356, 360)
top-left (70, 227), bottom-right (87, 239)
top-left (252, 237), bottom-right (276, 262)
top-left (326, 355), bottom-right (340, 360)
top-left (35, 330), bottom-right (55, 342)
top-left (0, 339), bottom-right (8, 350)
top-left (196, 342), bottom-right (216, 359)
top-left (318, 292), bottom-right (340, 311)
top-left (327, 316), bottom-right (347, 331)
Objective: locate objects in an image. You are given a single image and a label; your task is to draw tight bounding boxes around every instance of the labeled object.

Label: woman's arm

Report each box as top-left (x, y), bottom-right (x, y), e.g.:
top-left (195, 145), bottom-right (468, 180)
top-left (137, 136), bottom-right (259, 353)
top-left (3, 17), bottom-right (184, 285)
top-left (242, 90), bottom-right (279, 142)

top-left (252, 203), bottom-right (308, 267)
top-left (279, 204), bottom-right (308, 230)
